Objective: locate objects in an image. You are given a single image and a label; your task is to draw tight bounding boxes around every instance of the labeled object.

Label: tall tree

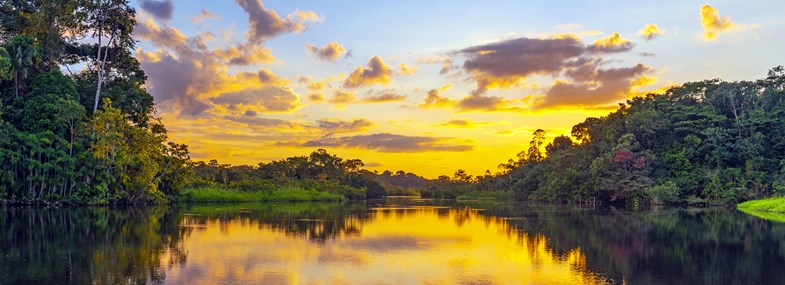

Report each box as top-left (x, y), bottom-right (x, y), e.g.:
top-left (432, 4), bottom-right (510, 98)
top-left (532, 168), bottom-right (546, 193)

top-left (80, 0), bottom-right (136, 113)
top-left (3, 35), bottom-right (38, 98)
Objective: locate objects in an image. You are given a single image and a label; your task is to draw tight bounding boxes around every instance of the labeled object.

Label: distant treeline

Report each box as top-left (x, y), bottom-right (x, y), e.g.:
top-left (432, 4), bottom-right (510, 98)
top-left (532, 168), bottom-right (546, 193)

top-left (189, 149), bottom-right (386, 200)
top-left (428, 68), bottom-right (785, 205)
top-left (0, 1), bottom-right (191, 205)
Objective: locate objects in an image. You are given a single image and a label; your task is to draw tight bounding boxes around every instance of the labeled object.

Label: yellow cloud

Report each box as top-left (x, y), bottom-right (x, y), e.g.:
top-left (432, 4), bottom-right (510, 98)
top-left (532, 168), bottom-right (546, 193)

top-left (700, 4), bottom-right (733, 40)
top-left (212, 44), bottom-right (275, 65)
top-left (344, 56), bottom-right (393, 88)
top-left (436, 119), bottom-right (491, 128)
top-left (638, 24), bottom-right (663, 41)
top-left (306, 41), bottom-right (347, 61)
top-left (308, 93), bottom-right (325, 102)
top-left (399, 63), bottom-right (418, 75)
top-left (419, 89), bottom-right (456, 109)
top-left (328, 90), bottom-right (356, 105)
top-left (589, 32), bottom-right (634, 52)
top-left (632, 75), bottom-right (657, 89)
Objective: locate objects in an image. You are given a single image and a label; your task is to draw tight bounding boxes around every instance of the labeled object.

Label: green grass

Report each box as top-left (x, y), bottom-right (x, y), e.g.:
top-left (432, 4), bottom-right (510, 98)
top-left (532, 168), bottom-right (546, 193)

top-left (737, 197), bottom-right (785, 223)
top-left (178, 187), bottom-right (344, 203)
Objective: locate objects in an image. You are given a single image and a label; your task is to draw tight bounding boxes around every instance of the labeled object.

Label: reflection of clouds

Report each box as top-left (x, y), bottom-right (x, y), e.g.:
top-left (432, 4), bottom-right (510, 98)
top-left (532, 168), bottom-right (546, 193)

top-left (317, 249), bottom-right (369, 267)
top-left (341, 235), bottom-right (426, 252)
top-left (164, 203), bottom-right (608, 284)
top-left (340, 235), bottom-right (472, 252)
top-left (258, 271), bottom-right (290, 284)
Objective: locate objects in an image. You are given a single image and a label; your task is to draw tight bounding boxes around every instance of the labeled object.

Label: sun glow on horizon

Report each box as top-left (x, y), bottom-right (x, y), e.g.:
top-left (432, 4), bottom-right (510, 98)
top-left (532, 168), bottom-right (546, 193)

top-left (133, 0), bottom-right (783, 178)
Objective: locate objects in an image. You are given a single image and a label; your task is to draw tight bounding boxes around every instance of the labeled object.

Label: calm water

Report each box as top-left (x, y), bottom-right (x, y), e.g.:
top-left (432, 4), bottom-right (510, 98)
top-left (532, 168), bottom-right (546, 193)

top-left (2, 199), bottom-right (784, 285)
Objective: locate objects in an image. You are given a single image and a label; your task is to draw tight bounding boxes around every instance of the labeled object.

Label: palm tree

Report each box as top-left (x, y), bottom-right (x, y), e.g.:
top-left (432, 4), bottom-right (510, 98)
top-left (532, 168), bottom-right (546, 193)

top-left (6, 42), bottom-right (38, 98)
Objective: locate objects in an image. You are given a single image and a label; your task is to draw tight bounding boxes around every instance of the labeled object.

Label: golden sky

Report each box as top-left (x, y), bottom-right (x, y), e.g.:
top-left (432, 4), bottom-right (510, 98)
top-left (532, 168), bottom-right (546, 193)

top-left (133, 0), bottom-right (784, 177)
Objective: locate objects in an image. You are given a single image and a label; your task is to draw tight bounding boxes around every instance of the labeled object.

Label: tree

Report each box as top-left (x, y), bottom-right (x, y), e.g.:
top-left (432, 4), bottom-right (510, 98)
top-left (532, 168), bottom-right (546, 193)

top-left (87, 99), bottom-right (164, 203)
top-left (79, 0), bottom-right (137, 113)
top-left (3, 35), bottom-right (38, 98)
top-left (527, 129), bottom-right (546, 162)
top-left (0, 47), bottom-right (9, 79)
top-left (342, 158), bottom-right (364, 186)
top-left (453, 169), bottom-right (473, 183)
top-left (546, 135), bottom-right (573, 156)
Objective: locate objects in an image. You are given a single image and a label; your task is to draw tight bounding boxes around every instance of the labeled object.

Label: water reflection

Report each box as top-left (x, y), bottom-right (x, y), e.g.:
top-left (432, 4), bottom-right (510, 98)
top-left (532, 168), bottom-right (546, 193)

top-left (2, 201), bottom-right (785, 284)
top-left (166, 203), bottom-right (605, 284)
top-left (0, 207), bottom-right (186, 284)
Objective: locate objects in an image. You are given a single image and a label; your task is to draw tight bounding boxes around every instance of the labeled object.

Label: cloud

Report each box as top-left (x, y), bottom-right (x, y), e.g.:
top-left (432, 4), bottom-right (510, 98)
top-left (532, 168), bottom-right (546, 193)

top-left (419, 89), bottom-right (455, 109)
top-left (308, 93), bottom-right (325, 102)
top-left (451, 33), bottom-right (650, 111)
top-left (459, 36), bottom-right (585, 94)
top-left (343, 56), bottom-right (393, 88)
top-left (399, 63), bottom-right (418, 75)
top-left (638, 23), bottom-right (663, 41)
top-left (316, 118), bottom-right (374, 133)
top-left (328, 90), bottom-right (356, 104)
top-left (140, 0), bottom-right (173, 21)
top-left (700, 4), bottom-right (734, 40)
top-left (191, 9), bottom-right (219, 23)
top-left (235, 0), bottom-right (319, 44)
top-left (224, 114), bottom-right (299, 130)
top-left (325, 89), bottom-right (405, 105)
top-left (135, 18), bottom-right (188, 47)
top-left (135, 15), bottom-right (298, 117)
top-left (211, 43), bottom-right (275, 65)
top-left (457, 95), bottom-right (516, 112)
top-left (306, 42), bottom-right (347, 61)
top-left (364, 162), bottom-right (383, 168)
top-left (416, 56), bottom-right (451, 74)
top-left (361, 90), bottom-right (407, 103)
top-left (437, 120), bottom-right (490, 128)
top-left (588, 32), bottom-right (635, 53)
top-left (211, 86), bottom-right (301, 112)
top-left (302, 133), bottom-right (474, 152)
top-left (536, 63), bottom-right (651, 109)
top-left (256, 69), bottom-right (284, 84)
top-left (307, 80), bottom-right (328, 91)
top-left (137, 51), bottom-right (212, 116)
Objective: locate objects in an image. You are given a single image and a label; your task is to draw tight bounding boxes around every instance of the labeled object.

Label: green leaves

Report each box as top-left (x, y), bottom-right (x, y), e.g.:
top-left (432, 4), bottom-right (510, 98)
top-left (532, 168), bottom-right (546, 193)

top-left (494, 66), bottom-right (785, 205)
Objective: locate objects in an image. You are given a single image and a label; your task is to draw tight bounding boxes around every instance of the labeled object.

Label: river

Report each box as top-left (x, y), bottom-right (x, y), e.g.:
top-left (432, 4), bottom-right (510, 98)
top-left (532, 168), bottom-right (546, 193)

top-left (2, 198), bottom-right (783, 284)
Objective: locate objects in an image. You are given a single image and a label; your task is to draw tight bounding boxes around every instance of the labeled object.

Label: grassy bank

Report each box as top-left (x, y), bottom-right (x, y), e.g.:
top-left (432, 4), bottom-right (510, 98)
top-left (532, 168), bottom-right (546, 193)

top-left (737, 197), bottom-right (785, 222)
top-left (178, 187), bottom-right (344, 203)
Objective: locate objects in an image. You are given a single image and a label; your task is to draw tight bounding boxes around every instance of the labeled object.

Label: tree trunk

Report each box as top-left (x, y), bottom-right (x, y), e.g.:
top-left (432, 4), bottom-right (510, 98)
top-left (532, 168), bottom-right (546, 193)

top-left (93, 25), bottom-right (103, 113)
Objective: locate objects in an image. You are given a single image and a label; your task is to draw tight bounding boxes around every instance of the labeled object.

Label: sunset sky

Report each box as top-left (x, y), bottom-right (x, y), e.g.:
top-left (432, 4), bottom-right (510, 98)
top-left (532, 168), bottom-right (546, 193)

top-left (132, 0), bottom-right (785, 178)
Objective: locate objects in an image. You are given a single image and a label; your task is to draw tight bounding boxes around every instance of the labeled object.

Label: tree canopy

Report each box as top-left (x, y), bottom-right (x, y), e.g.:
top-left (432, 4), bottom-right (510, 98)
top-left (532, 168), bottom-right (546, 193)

top-left (0, 0), bottom-right (190, 205)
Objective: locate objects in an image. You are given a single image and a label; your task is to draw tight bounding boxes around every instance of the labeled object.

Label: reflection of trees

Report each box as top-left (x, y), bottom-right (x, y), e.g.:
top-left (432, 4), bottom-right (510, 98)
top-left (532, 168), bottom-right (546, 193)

top-left (178, 202), bottom-right (373, 243)
top-left (0, 207), bottom-right (187, 285)
top-left (4, 201), bottom-right (785, 285)
top-left (484, 203), bottom-right (785, 285)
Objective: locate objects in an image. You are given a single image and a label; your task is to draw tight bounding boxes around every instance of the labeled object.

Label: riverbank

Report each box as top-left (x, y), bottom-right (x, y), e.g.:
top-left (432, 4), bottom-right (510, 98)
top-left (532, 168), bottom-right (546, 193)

top-left (178, 187), bottom-right (344, 203)
top-left (737, 197), bottom-right (785, 222)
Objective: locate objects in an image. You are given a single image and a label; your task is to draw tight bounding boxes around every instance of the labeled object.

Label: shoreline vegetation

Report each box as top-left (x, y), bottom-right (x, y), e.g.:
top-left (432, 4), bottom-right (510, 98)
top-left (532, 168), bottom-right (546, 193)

top-left (737, 197), bottom-right (785, 222)
top-left (178, 187), bottom-right (344, 203)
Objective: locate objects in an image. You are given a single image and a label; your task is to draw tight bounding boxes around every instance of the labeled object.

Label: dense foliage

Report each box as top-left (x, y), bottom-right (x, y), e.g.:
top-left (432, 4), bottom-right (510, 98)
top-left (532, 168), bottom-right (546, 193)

top-left (0, 1), bottom-right (191, 204)
top-left (188, 149), bottom-right (386, 200)
top-left (430, 68), bottom-right (785, 205)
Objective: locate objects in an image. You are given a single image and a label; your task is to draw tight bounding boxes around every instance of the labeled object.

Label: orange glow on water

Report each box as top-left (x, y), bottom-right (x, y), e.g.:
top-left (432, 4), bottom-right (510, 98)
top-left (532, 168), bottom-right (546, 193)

top-left (162, 206), bottom-right (609, 284)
